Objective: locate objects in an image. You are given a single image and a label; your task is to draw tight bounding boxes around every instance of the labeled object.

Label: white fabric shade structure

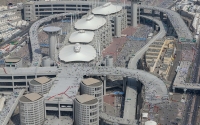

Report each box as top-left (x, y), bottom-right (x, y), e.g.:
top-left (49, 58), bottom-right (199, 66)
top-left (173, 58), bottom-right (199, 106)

top-left (145, 121), bottom-right (157, 125)
top-left (142, 113), bottom-right (148, 118)
top-left (75, 14), bottom-right (106, 30)
top-left (59, 43), bottom-right (96, 62)
top-left (69, 30), bottom-right (94, 43)
top-left (92, 2), bottom-right (122, 15)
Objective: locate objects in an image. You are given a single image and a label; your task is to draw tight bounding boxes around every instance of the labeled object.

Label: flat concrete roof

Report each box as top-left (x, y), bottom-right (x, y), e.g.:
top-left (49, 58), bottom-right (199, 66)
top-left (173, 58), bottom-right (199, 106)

top-left (35, 77), bottom-right (51, 84)
top-left (82, 78), bottom-right (102, 86)
top-left (5, 57), bottom-right (21, 63)
top-left (30, 77), bottom-right (51, 85)
top-left (43, 26), bottom-right (61, 33)
top-left (20, 93), bottom-right (42, 102)
top-left (76, 94), bottom-right (97, 104)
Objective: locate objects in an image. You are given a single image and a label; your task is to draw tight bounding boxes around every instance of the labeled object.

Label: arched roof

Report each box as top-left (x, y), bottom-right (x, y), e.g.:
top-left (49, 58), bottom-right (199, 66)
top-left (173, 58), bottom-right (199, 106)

top-left (92, 2), bottom-right (122, 15)
top-left (59, 43), bottom-right (96, 62)
top-left (69, 30), bottom-right (94, 43)
top-left (75, 14), bottom-right (106, 30)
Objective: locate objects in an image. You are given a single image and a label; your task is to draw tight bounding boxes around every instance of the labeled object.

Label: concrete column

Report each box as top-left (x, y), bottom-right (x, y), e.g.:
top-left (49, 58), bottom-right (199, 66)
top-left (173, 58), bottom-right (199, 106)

top-left (73, 101), bottom-right (75, 121)
top-left (160, 12), bottom-right (163, 20)
top-left (115, 16), bottom-right (121, 37)
top-left (123, 77), bottom-right (127, 92)
top-left (44, 103), bottom-right (47, 118)
top-left (25, 75), bottom-right (28, 91)
top-left (43, 27), bottom-right (61, 61)
top-left (12, 75), bottom-right (14, 91)
top-left (131, 1), bottom-right (137, 27)
top-left (49, 33), bottom-right (57, 60)
top-left (140, 8), bottom-right (144, 14)
top-left (104, 75), bottom-right (107, 95)
top-left (153, 23), bottom-right (156, 31)
top-left (100, 119), bottom-right (104, 125)
top-left (58, 101), bottom-right (60, 118)
top-left (152, 10), bottom-right (155, 17)
top-left (173, 87), bottom-right (175, 93)
top-left (184, 88), bottom-right (187, 94)
top-left (167, 17), bottom-right (170, 27)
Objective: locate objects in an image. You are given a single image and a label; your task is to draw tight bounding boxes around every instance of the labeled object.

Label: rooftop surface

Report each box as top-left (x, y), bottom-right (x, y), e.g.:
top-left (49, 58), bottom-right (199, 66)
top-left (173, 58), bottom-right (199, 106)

top-left (59, 44), bottom-right (96, 62)
top-left (46, 77), bottom-right (80, 101)
top-left (76, 94), bottom-right (97, 104)
top-left (34, 77), bottom-right (50, 84)
top-left (30, 77), bottom-right (51, 85)
top-left (92, 2), bottom-right (122, 15)
top-left (69, 30), bottom-right (94, 43)
top-left (0, 67), bottom-right (58, 75)
top-left (5, 57), bottom-right (21, 63)
top-left (75, 14), bottom-right (106, 30)
top-left (43, 26), bottom-right (61, 33)
top-left (82, 78), bottom-right (102, 86)
top-left (20, 93), bottom-right (42, 102)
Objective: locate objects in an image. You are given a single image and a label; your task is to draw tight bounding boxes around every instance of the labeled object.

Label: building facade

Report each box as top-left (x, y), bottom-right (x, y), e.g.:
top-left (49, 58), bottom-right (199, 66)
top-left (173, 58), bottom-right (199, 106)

top-left (74, 94), bottom-right (99, 125)
top-left (4, 57), bottom-right (22, 68)
top-left (29, 76), bottom-right (53, 94)
top-left (19, 93), bottom-right (44, 125)
top-left (81, 78), bottom-right (103, 111)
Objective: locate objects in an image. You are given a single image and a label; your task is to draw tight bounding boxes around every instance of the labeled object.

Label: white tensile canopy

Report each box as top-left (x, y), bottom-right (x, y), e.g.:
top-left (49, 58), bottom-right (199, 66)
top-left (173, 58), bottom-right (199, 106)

top-left (75, 14), bottom-right (106, 30)
top-left (59, 43), bottom-right (96, 62)
top-left (69, 30), bottom-right (94, 43)
top-left (92, 2), bottom-right (122, 15)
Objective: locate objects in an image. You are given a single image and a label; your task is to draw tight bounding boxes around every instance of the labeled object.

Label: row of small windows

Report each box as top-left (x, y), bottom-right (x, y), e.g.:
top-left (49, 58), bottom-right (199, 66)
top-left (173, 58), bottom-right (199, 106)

top-left (95, 87), bottom-right (102, 91)
top-left (90, 105), bottom-right (97, 109)
top-left (90, 111), bottom-right (97, 116)
top-left (35, 5), bottom-right (90, 7)
top-left (90, 118), bottom-right (98, 123)
top-left (95, 93), bottom-right (101, 97)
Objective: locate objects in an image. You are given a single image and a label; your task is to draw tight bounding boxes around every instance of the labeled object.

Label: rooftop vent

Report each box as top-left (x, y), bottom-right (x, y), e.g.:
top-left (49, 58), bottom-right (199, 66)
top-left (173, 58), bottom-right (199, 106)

top-left (78, 30), bottom-right (85, 33)
top-left (86, 15), bottom-right (94, 21)
top-left (103, 2), bottom-right (111, 7)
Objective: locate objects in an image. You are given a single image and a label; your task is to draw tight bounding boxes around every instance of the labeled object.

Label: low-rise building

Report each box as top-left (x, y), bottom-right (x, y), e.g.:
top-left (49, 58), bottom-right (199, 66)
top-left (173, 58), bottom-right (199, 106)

top-left (145, 38), bottom-right (175, 79)
top-left (29, 77), bottom-right (53, 94)
top-left (4, 57), bottom-right (22, 68)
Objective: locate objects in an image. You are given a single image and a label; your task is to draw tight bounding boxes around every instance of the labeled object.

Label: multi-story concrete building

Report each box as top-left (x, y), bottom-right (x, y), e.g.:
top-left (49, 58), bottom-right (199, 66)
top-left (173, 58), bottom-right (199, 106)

top-left (23, 1), bottom-right (93, 21)
top-left (24, 1), bottom-right (36, 21)
top-left (74, 94), bottom-right (99, 125)
top-left (81, 78), bottom-right (103, 111)
top-left (0, 67), bottom-right (57, 92)
top-left (29, 76), bottom-right (53, 94)
top-left (4, 57), bottom-right (22, 68)
top-left (92, 2), bottom-right (127, 37)
top-left (74, 14), bottom-right (112, 50)
top-left (19, 93), bottom-right (44, 125)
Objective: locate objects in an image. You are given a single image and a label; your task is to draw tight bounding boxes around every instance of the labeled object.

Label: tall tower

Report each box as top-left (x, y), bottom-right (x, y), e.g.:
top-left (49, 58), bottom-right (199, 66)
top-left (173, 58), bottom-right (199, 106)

top-left (131, 0), bottom-right (139, 27)
top-left (43, 26), bottom-right (61, 61)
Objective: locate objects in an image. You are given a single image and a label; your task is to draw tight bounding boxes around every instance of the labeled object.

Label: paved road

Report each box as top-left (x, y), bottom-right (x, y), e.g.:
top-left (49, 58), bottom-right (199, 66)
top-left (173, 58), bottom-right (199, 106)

top-left (128, 15), bottom-right (167, 69)
top-left (182, 42), bottom-right (200, 124)
top-left (123, 78), bottom-right (137, 120)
